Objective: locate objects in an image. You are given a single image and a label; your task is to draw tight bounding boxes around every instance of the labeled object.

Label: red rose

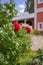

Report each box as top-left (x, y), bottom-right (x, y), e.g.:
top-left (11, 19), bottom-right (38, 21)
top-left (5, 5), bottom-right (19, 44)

top-left (34, 64), bottom-right (36, 65)
top-left (25, 26), bottom-right (31, 32)
top-left (13, 22), bottom-right (20, 32)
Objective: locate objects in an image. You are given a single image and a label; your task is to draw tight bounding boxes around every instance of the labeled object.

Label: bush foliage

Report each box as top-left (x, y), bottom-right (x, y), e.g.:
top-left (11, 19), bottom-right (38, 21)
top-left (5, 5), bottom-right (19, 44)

top-left (32, 30), bottom-right (40, 35)
top-left (0, 23), bottom-right (31, 65)
top-left (0, 1), bottom-right (31, 65)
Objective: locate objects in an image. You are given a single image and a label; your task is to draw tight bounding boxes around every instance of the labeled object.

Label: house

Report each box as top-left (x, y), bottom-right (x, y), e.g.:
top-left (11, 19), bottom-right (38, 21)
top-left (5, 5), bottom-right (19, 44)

top-left (12, 0), bottom-right (43, 32)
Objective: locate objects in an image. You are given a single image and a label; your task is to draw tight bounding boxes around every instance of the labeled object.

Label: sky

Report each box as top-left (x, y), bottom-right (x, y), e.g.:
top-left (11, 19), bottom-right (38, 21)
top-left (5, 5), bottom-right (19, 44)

top-left (1, 0), bottom-right (26, 14)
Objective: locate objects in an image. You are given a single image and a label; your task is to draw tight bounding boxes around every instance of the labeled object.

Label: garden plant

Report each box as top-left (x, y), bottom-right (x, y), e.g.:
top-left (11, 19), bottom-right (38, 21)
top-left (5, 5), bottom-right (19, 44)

top-left (0, 1), bottom-right (32, 65)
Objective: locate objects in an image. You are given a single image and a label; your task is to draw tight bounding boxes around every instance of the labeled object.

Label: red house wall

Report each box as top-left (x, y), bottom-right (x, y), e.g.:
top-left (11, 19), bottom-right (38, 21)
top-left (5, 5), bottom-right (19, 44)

top-left (37, 0), bottom-right (43, 8)
top-left (35, 0), bottom-right (43, 32)
top-left (37, 12), bottom-right (43, 22)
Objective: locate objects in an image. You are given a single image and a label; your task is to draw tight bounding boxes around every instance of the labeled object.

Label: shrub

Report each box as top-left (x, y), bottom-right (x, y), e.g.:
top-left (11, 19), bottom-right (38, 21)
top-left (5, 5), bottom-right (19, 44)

top-left (0, 1), bottom-right (33, 65)
top-left (31, 49), bottom-right (43, 65)
top-left (0, 23), bottom-right (31, 65)
top-left (33, 30), bottom-right (40, 35)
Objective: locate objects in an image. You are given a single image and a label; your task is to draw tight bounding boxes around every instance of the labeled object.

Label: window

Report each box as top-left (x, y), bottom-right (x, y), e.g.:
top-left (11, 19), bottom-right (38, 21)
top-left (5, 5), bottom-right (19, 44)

top-left (38, 22), bottom-right (43, 31)
top-left (40, 24), bottom-right (42, 29)
top-left (38, 0), bottom-right (43, 4)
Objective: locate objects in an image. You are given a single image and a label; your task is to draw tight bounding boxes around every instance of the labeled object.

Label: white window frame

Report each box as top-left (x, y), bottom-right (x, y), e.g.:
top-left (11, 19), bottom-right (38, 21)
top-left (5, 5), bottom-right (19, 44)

top-left (38, 22), bottom-right (43, 31)
top-left (38, 0), bottom-right (43, 4)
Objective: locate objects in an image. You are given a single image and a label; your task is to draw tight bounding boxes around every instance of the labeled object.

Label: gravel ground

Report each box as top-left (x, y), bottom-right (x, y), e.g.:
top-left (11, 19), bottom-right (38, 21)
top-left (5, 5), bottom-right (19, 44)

top-left (31, 35), bottom-right (43, 51)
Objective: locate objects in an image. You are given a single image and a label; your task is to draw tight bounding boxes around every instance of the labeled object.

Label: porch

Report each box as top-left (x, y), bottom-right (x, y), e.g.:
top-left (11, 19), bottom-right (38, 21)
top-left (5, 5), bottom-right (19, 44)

top-left (12, 13), bottom-right (34, 29)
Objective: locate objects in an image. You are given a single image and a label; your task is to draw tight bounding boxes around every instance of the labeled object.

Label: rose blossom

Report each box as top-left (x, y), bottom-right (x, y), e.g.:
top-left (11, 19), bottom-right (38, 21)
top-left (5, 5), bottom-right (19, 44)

top-left (13, 22), bottom-right (20, 32)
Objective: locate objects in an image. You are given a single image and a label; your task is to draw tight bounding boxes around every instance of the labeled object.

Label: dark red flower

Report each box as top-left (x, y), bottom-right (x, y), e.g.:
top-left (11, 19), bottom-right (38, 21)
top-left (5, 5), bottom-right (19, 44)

top-left (34, 64), bottom-right (36, 65)
top-left (13, 22), bottom-right (20, 32)
top-left (25, 26), bottom-right (31, 32)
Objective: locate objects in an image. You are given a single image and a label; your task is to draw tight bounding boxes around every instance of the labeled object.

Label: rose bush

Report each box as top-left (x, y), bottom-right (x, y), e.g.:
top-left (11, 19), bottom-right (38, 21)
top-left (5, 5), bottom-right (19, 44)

top-left (0, 23), bottom-right (32, 65)
top-left (0, 2), bottom-right (32, 65)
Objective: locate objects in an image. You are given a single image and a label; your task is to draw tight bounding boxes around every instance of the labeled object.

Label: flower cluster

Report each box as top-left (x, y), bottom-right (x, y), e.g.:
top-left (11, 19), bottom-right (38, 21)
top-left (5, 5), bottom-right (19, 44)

top-left (13, 22), bottom-right (32, 33)
top-left (13, 22), bottom-right (20, 32)
top-left (25, 26), bottom-right (31, 33)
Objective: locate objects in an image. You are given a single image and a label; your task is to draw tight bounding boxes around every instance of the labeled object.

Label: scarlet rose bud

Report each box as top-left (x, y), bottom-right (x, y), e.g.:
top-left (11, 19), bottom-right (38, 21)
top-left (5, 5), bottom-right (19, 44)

top-left (25, 26), bottom-right (31, 32)
top-left (13, 22), bottom-right (20, 32)
top-left (34, 64), bottom-right (36, 65)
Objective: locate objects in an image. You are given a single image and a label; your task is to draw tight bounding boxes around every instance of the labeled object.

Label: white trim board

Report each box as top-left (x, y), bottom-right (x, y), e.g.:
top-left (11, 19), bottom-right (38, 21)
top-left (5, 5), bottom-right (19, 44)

top-left (38, 0), bottom-right (43, 4)
top-left (34, 0), bottom-right (37, 30)
top-left (36, 8), bottom-right (43, 12)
